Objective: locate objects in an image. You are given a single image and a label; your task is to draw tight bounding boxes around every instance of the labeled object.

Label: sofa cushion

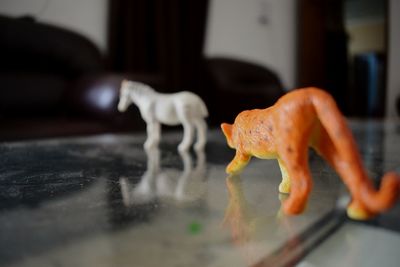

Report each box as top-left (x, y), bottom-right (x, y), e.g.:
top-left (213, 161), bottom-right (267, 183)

top-left (0, 73), bottom-right (67, 116)
top-left (0, 15), bottom-right (103, 77)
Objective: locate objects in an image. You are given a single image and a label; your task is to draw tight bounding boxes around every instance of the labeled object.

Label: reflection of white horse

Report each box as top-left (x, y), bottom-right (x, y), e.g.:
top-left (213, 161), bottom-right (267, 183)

top-left (119, 147), bottom-right (207, 206)
top-left (118, 80), bottom-right (208, 152)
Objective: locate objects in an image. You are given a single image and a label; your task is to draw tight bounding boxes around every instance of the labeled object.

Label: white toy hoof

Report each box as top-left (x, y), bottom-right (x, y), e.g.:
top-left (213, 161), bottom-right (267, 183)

top-left (178, 143), bottom-right (190, 152)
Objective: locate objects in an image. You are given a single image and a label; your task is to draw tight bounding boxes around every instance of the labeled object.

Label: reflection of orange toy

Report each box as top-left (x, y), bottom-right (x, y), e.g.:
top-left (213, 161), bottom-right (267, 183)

top-left (223, 175), bottom-right (256, 246)
top-left (223, 175), bottom-right (301, 265)
top-left (221, 88), bottom-right (400, 220)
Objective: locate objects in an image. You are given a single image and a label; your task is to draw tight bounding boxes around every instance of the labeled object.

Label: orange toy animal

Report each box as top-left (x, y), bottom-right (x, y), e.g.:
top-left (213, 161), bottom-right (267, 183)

top-left (221, 87), bottom-right (400, 220)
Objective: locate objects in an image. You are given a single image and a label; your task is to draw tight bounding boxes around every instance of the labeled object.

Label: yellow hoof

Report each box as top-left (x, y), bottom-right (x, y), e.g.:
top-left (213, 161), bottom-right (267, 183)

top-left (278, 181), bottom-right (291, 194)
top-left (347, 204), bottom-right (374, 221)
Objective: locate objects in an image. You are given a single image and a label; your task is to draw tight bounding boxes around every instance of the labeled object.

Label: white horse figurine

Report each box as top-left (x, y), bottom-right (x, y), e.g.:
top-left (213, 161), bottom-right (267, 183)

top-left (118, 80), bottom-right (208, 152)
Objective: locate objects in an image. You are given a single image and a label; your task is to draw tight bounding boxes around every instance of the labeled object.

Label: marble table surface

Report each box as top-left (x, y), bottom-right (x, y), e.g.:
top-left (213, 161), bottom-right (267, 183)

top-left (0, 120), bottom-right (399, 267)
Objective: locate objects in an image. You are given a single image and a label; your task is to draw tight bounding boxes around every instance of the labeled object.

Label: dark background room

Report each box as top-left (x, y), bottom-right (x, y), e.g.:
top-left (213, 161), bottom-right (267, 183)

top-left (0, 0), bottom-right (399, 141)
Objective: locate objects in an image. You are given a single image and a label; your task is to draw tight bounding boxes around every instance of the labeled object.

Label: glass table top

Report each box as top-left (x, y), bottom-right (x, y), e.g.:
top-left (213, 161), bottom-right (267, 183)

top-left (0, 120), bottom-right (399, 267)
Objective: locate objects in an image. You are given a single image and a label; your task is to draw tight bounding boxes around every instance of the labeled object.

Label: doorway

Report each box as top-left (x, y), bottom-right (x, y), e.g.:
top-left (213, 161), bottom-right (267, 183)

top-left (297, 0), bottom-right (388, 117)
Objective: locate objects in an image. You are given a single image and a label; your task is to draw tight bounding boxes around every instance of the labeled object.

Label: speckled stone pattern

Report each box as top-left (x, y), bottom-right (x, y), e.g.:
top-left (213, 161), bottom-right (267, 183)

top-left (0, 121), bottom-right (399, 267)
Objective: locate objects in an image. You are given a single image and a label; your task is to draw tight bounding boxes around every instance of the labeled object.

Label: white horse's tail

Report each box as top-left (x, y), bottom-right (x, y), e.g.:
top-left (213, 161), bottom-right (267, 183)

top-left (183, 92), bottom-right (208, 118)
top-left (198, 98), bottom-right (209, 118)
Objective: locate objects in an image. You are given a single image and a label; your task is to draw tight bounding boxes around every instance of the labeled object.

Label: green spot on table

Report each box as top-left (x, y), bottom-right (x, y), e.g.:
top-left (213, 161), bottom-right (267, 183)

top-left (188, 221), bottom-right (202, 235)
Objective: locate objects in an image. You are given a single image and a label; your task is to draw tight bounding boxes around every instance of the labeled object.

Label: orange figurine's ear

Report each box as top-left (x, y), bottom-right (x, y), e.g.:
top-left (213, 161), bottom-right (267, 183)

top-left (221, 123), bottom-right (234, 148)
top-left (221, 123), bottom-right (232, 138)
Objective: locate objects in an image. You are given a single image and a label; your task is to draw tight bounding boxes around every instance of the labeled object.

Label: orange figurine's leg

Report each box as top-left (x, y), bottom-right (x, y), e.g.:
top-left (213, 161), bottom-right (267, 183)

top-left (278, 142), bottom-right (313, 215)
top-left (312, 127), bottom-right (373, 220)
top-left (278, 158), bottom-right (291, 194)
top-left (226, 150), bottom-right (251, 174)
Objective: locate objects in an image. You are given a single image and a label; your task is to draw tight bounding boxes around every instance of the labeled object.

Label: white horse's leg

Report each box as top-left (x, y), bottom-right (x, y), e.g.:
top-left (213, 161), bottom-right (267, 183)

top-left (194, 118), bottom-right (207, 151)
top-left (144, 121), bottom-right (160, 150)
top-left (119, 177), bottom-right (132, 207)
top-left (152, 122), bottom-right (161, 146)
top-left (195, 149), bottom-right (206, 171)
top-left (178, 121), bottom-right (194, 152)
top-left (175, 150), bottom-right (192, 201)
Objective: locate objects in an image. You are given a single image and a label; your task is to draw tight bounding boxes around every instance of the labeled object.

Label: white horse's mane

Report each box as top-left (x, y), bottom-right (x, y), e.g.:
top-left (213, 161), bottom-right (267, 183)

top-left (122, 80), bottom-right (155, 97)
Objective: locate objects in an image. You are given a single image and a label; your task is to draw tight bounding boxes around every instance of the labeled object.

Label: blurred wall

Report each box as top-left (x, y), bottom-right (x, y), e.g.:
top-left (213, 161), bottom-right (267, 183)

top-left (204, 0), bottom-right (297, 89)
top-left (387, 0), bottom-right (400, 117)
top-left (0, 0), bottom-right (108, 53)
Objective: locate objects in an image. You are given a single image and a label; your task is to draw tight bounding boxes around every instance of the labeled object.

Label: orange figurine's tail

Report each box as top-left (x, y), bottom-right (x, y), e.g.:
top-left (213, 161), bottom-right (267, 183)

top-left (309, 87), bottom-right (400, 219)
top-left (358, 172), bottom-right (400, 213)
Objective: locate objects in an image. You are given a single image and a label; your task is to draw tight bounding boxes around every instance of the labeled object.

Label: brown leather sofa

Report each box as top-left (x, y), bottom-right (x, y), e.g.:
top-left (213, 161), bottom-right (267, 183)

top-left (0, 15), bottom-right (151, 141)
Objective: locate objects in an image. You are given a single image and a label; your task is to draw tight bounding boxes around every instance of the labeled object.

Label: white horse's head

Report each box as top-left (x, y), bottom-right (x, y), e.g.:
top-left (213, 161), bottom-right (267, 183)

top-left (118, 80), bottom-right (155, 112)
top-left (118, 80), bottom-right (132, 112)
